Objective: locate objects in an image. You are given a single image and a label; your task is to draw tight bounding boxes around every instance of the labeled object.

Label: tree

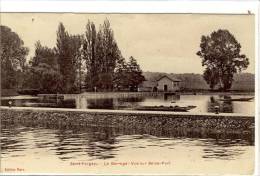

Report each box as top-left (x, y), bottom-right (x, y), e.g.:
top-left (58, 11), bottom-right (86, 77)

top-left (98, 19), bottom-right (121, 91)
top-left (203, 67), bottom-right (219, 89)
top-left (31, 41), bottom-right (57, 67)
top-left (126, 56), bottom-right (145, 91)
top-left (23, 41), bottom-right (62, 93)
top-left (82, 19), bottom-right (121, 91)
top-left (197, 29), bottom-right (249, 91)
top-left (23, 63), bottom-right (62, 93)
top-left (55, 23), bottom-right (82, 93)
top-left (73, 35), bottom-right (84, 93)
top-left (113, 57), bottom-right (128, 90)
top-left (0, 25), bottom-right (29, 89)
top-left (67, 34), bottom-right (82, 92)
top-left (82, 20), bottom-right (99, 90)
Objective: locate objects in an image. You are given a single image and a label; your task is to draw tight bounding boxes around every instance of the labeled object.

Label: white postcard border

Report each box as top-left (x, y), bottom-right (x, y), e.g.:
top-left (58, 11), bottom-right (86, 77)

top-left (0, 0), bottom-right (259, 175)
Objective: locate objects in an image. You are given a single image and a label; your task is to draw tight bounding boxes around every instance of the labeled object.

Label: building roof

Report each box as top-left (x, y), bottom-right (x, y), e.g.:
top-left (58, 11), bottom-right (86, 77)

top-left (157, 75), bottom-right (181, 82)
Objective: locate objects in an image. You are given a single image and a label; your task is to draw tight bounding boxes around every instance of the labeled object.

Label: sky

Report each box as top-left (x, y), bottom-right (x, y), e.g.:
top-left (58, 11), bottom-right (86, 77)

top-left (1, 13), bottom-right (255, 74)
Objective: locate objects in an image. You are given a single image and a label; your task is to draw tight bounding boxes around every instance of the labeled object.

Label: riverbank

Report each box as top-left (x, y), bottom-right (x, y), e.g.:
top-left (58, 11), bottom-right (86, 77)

top-left (1, 90), bottom-right (254, 97)
top-left (1, 106), bottom-right (254, 140)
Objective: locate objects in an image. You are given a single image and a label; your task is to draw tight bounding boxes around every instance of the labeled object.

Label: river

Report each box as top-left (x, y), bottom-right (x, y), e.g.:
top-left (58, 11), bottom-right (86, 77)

top-left (1, 123), bottom-right (254, 174)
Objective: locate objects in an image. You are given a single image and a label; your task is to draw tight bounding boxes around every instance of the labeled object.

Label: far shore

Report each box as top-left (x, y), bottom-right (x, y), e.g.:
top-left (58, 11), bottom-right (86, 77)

top-left (177, 91), bottom-right (255, 96)
top-left (1, 90), bottom-right (255, 98)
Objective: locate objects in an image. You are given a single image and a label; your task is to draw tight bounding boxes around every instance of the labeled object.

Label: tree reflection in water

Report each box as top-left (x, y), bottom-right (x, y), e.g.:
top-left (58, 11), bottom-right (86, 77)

top-left (1, 121), bottom-right (254, 162)
top-left (86, 97), bottom-right (145, 110)
top-left (208, 96), bottom-right (233, 113)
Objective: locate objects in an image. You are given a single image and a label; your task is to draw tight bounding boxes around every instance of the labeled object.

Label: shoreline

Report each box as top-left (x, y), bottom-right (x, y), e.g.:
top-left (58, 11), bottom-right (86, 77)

top-left (0, 106), bottom-right (254, 117)
top-left (1, 91), bottom-right (255, 98)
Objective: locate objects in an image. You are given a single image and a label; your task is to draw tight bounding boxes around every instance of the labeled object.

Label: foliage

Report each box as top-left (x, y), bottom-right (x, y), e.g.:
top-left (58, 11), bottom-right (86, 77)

top-left (25, 28), bottom-right (82, 94)
top-left (1, 20), bottom-right (145, 94)
top-left (126, 56), bottom-right (145, 91)
top-left (23, 63), bottom-right (62, 93)
top-left (56, 23), bottom-right (82, 93)
top-left (67, 34), bottom-right (83, 92)
top-left (82, 20), bottom-right (144, 92)
top-left (23, 41), bottom-right (62, 93)
top-left (31, 41), bottom-right (57, 67)
top-left (197, 29), bottom-right (249, 91)
top-left (114, 56), bottom-right (145, 91)
top-left (113, 57), bottom-right (129, 90)
top-left (143, 71), bottom-right (254, 91)
top-left (83, 19), bottom-right (121, 91)
top-left (0, 25), bottom-right (29, 89)
top-left (82, 20), bottom-right (98, 90)
top-left (98, 20), bottom-right (121, 90)
top-left (203, 67), bottom-right (219, 89)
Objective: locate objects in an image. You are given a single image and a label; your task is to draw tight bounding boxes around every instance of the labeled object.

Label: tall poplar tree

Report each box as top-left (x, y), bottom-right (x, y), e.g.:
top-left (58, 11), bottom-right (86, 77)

top-left (82, 20), bottom-right (98, 90)
top-left (83, 19), bottom-right (121, 91)
top-left (56, 23), bottom-right (82, 93)
top-left (98, 19), bottom-right (121, 91)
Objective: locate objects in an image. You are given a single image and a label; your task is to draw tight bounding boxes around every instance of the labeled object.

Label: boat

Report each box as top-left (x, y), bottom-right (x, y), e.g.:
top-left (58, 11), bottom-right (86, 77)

top-left (94, 142), bottom-right (116, 150)
top-left (135, 105), bottom-right (196, 112)
top-left (218, 97), bottom-right (254, 102)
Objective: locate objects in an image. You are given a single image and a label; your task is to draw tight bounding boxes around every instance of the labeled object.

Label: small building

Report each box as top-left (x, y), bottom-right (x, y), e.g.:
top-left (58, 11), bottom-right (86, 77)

top-left (138, 75), bottom-right (181, 92)
top-left (157, 75), bottom-right (181, 92)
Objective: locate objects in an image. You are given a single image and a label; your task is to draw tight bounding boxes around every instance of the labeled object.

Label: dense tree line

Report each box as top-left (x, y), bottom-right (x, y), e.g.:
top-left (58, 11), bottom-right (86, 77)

top-left (1, 20), bottom-right (145, 93)
top-left (83, 20), bottom-right (121, 91)
top-left (143, 71), bottom-right (254, 91)
top-left (83, 20), bottom-right (145, 91)
top-left (1, 25), bottom-right (251, 94)
top-left (22, 41), bottom-right (62, 93)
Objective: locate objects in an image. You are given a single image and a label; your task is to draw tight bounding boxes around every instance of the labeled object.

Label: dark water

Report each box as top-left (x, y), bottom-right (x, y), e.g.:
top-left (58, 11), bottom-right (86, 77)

top-left (0, 123), bottom-right (254, 174)
top-left (1, 94), bottom-right (254, 115)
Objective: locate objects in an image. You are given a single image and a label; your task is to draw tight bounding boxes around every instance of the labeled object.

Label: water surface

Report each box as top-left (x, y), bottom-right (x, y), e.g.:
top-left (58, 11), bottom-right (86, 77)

top-left (1, 94), bottom-right (255, 115)
top-left (1, 124), bottom-right (254, 174)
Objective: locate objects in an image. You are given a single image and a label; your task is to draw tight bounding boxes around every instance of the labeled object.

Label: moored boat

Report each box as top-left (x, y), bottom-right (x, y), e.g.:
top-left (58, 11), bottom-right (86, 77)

top-left (135, 105), bottom-right (196, 112)
top-left (218, 97), bottom-right (254, 102)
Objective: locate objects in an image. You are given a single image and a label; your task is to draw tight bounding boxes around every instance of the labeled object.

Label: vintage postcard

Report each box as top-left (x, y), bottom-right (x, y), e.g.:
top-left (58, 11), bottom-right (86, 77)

top-left (0, 1), bottom-right (258, 175)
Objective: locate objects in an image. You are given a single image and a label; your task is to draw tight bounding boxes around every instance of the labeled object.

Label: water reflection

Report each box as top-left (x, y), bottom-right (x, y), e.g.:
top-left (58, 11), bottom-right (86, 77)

top-left (203, 147), bottom-right (245, 160)
top-left (1, 94), bottom-right (254, 115)
top-left (87, 98), bottom-right (114, 109)
top-left (207, 96), bottom-right (233, 113)
top-left (1, 123), bottom-right (254, 163)
top-left (1, 98), bottom-right (76, 108)
top-left (86, 97), bottom-right (145, 109)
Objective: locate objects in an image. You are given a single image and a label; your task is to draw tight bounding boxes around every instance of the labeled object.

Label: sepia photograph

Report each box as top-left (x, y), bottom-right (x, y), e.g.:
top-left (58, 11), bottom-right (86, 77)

top-left (0, 10), bottom-right (257, 175)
